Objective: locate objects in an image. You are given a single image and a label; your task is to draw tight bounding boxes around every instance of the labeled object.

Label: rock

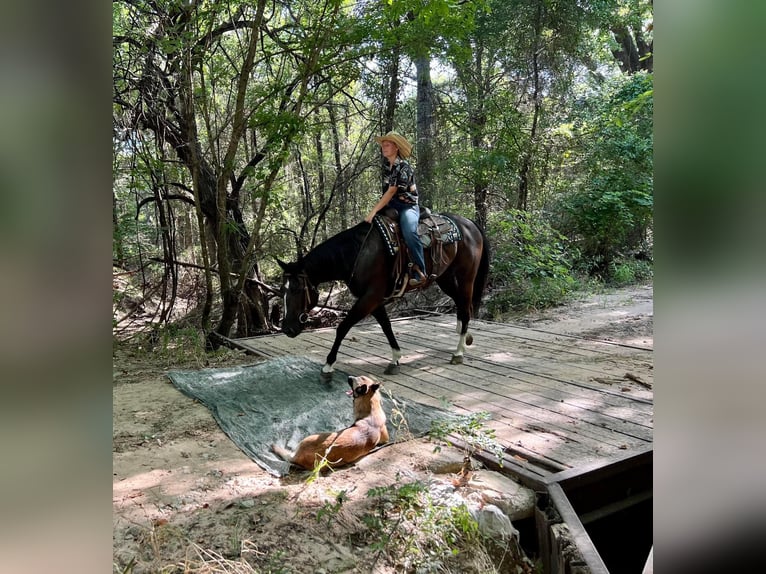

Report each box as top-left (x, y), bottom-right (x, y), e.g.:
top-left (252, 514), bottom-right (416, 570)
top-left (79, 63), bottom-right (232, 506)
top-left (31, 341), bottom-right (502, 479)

top-left (466, 470), bottom-right (536, 521)
top-left (422, 448), bottom-right (469, 474)
top-left (469, 503), bottom-right (519, 542)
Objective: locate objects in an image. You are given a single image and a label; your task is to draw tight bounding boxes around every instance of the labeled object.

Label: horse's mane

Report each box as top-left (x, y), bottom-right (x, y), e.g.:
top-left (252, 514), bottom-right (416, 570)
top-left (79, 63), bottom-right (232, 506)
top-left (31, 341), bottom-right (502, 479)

top-left (302, 222), bottom-right (371, 283)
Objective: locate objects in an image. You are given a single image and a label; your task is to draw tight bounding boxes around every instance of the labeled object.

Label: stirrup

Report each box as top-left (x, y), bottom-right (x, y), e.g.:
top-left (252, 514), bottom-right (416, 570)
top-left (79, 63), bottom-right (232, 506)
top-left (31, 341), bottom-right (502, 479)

top-left (408, 267), bottom-right (428, 287)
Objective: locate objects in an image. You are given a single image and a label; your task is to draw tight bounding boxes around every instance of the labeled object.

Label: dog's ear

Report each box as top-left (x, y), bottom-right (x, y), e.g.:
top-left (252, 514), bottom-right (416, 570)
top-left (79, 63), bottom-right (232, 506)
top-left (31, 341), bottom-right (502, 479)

top-left (354, 384), bottom-right (368, 397)
top-left (369, 383), bottom-right (381, 394)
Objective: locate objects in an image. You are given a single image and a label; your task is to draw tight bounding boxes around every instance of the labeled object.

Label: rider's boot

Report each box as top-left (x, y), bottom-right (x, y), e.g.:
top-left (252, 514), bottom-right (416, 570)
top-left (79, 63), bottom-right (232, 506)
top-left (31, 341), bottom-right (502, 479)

top-left (408, 265), bottom-right (428, 287)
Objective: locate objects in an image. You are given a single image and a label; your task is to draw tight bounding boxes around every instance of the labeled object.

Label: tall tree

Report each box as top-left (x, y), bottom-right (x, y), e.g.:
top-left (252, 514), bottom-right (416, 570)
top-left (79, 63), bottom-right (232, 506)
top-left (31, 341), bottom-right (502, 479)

top-left (608, 0), bottom-right (653, 74)
top-left (372, 0), bottom-right (480, 209)
top-left (114, 0), bottom-right (364, 343)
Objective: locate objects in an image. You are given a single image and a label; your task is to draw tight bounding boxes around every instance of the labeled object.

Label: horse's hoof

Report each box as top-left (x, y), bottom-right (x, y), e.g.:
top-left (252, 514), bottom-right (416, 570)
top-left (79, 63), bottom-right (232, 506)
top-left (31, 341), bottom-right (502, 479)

top-left (466, 333), bottom-right (474, 346)
top-left (384, 363), bottom-right (400, 375)
top-left (319, 371), bottom-right (334, 384)
top-left (450, 355), bottom-right (464, 365)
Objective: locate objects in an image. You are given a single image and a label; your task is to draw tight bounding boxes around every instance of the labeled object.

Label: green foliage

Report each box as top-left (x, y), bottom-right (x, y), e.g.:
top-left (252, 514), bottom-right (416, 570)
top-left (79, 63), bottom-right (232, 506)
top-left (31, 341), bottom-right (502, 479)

top-left (113, 0), bottom-right (653, 340)
top-left (485, 210), bottom-right (578, 314)
top-left (303, 453), bottom-right (336, 485)
top-left (144, 325), bottom-right (210, 367)
top-left (607, 257), bottom-right (653, 287)
top-left (429, 412), bottom-right (505, 465)
top-left (316, 489), bottom-right (349, 526)
top-left (552, 72), bottom-right (654, 276)
top-left (365, 479), bottom-right (482, 572)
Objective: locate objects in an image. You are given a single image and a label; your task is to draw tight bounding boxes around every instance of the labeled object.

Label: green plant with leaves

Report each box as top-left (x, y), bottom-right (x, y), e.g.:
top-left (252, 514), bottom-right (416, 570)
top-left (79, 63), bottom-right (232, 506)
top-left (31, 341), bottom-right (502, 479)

top-left (365, 479), bottom-right (484, 573)
top-left (302, 452), bottom-right (336, 486)
top-left (486, 209), bottom-right (578, 314)
top-left (381, 387), bottom-right (413, 443)
top-left (552, 72), bottom-right (653, 277)
top-left (428, 411), bottom-right (506, 467)
top-left (130, 324), bottom-right (210, 368)
top-left (608, 257), bottom-right (653, 287)
top-left (316, 489), bottom-right (349, 526)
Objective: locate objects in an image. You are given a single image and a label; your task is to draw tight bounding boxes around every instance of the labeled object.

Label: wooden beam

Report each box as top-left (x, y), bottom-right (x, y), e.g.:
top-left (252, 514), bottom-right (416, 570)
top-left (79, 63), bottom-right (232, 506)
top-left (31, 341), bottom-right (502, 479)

top-left (579, 488), bottom-right (652, 525)
top-left (548, 483), bottom-right (610, 574)
top-left (543, 444), bottom-right (653, 489)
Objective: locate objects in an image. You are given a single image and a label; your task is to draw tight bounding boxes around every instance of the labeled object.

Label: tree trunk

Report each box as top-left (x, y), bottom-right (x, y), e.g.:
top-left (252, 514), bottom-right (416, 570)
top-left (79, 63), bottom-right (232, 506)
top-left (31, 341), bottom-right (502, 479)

top-left (468, 43), bottom-right (489, 229)
top-left (328, 104), bottom-right (348, 230)
top-left (611, 25), bottom-right (653, 74)
top-left (517, 3), bottom-right (543, 212)
top-left (113, 187), bottom-right (125, 267)
top-left (383, 47), bottom-right (400, 133)
top-left (315, 130), bottom-right (327, 243)
top-left (415, 53), bottom-right (435, 209)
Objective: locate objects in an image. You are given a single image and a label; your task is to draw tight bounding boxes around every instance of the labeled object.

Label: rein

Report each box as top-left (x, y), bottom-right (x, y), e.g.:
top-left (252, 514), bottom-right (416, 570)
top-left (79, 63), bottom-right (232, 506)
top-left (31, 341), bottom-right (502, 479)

top-left (297, 272), bottom-right (317, 324)
top-left (350, 224), bottom-right (374, 282)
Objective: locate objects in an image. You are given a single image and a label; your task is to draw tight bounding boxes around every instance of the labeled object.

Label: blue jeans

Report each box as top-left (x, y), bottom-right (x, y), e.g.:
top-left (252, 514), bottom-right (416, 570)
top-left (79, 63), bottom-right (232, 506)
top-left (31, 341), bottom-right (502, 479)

top-left (390, 200), bottom-right (426, 274)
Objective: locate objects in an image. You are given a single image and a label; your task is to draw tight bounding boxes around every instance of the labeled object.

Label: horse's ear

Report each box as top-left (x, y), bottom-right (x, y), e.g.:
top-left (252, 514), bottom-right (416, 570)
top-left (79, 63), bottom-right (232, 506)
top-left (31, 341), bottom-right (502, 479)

top-left (276, 258), bottom-right (288, 272)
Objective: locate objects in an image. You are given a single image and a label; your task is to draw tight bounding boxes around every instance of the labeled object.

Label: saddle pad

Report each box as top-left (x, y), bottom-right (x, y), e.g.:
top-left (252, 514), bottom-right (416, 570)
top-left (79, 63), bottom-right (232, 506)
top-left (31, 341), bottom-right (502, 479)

top-left (375, 212), bottom-right (462, 254)
top-left (373, 215), bottom-right (399, 256)
top-left (418, 214), bottom-right (463, 247)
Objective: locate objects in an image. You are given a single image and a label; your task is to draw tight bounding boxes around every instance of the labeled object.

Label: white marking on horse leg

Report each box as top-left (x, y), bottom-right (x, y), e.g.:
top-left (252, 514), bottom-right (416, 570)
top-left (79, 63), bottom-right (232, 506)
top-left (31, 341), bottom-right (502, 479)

top-left (455, 317), bottom-right (462, 335)
top-left (454, 333), bottom-right (467, 358)
top-left (321, 362), bottom-right (335, 374)
top-left (391, 347), bottom-right (402, 366)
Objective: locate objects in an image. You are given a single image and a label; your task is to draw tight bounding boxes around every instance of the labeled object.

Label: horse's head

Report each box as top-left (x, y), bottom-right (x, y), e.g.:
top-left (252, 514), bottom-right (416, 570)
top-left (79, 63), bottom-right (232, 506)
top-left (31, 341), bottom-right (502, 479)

top-left (277, 258), bottom-right (319, 338)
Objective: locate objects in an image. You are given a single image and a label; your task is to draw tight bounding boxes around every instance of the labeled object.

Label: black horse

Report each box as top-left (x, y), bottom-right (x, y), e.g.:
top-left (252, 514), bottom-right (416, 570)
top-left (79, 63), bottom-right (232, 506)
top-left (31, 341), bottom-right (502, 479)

top-left (277, 213), bottom-right (489, 381)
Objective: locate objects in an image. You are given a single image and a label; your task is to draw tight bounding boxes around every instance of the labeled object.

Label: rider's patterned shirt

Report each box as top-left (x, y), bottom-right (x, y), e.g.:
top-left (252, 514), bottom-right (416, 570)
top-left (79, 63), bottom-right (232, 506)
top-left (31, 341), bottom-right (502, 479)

top-left (381, 157), bottom-right (418, 205)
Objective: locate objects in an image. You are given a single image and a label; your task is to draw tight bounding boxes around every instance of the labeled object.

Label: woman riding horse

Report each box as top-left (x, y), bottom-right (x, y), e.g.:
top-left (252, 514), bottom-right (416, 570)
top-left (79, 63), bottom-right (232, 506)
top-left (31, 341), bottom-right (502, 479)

top-left (364, 131), bottom-right (430, 287)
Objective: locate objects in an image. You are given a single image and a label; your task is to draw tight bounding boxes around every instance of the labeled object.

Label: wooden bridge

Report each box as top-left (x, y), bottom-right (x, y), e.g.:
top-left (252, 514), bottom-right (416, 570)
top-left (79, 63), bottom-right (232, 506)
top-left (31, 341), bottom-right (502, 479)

top-left (233, 312), bottom-right (653, 484)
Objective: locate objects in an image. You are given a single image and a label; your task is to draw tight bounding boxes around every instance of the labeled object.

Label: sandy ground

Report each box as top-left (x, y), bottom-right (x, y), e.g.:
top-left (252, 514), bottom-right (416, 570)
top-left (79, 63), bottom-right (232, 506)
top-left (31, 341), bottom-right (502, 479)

top-left (112, 284), bottom-right (652, 573)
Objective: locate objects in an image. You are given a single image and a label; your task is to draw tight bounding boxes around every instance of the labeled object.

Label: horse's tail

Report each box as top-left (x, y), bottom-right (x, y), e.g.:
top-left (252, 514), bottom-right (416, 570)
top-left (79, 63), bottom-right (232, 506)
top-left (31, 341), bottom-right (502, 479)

top-left (472, 222), bottom-right (490, 318)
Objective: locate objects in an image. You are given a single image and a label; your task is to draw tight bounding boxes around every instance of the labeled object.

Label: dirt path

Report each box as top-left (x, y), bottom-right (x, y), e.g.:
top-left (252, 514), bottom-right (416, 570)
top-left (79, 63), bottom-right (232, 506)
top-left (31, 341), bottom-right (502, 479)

top-left (112, 284), bottom-right (652, 573)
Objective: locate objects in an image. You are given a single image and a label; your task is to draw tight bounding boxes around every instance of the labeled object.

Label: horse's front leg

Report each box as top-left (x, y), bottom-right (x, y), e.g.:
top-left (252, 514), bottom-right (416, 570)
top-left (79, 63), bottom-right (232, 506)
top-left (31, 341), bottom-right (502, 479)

top-left (371, 305), bottom-right (402, 375)
top-left (320, 298), bottom-right (377, 382)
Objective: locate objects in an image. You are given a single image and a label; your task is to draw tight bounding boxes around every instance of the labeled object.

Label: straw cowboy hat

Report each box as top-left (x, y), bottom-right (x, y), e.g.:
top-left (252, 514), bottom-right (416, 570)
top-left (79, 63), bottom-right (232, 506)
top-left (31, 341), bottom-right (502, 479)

top-left (375, 131), bottom-right (413, 159)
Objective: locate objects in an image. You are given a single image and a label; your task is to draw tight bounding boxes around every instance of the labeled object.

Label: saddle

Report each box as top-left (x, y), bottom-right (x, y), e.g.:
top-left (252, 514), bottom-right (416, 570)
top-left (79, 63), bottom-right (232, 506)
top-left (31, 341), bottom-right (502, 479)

top-left (372, 207), bottom-right (463, 298)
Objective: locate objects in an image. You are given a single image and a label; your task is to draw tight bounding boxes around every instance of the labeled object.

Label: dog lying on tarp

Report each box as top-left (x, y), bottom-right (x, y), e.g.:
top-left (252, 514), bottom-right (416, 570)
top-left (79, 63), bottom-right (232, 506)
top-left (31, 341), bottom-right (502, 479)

top-left (271, 375), bottom-right (388, 471)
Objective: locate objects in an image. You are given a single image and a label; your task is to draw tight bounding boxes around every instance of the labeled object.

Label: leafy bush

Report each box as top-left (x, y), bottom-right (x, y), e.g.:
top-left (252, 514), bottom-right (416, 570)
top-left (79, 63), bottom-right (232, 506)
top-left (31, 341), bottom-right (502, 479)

top-left (485, 209), bottom-right (578, 314)
top-left (429, 411), bottom-right (505, 464)
top-left (552, 72), bottom-right (653, 276)
top-left (607, 257), bottom-right (653, 287)
top-left (364, 480), bottom-right (483, 573)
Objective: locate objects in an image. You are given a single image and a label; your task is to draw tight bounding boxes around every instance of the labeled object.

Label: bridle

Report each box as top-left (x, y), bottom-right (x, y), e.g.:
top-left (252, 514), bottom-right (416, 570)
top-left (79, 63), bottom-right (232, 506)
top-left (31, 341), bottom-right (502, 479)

top-left (288, 272), bottom-right (318, 324)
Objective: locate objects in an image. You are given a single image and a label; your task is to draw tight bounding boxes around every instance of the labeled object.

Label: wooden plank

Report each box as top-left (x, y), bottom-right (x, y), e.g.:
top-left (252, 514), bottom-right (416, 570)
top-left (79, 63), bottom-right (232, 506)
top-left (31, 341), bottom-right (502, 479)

top-left (392, 365), bottom-right (654, 440)
top-left (420, 316), bottom-right (653, 384)
top-left (240, 343), bottom-right (644, 474)
top-left (239, 334), bottom-right (602, 472)
top-left (543, 444), bottom-right (653, 489)
top-left (295, 328), bottom-right (652, 447)
top-left (446, 435), bottom-right (549, 489)
top-left (578, 489), bottom-right (652, 526)
top-left (548, 483), bottom-right (610, 574)
top-left (235, 313), bottom-right (653, 479)
top-left (346, 315), bottom-right (654, 405)
top-left (274, 327), bottom-right (649, 447)
top-left (368, 320), bottom-right (655, 430)
top-left (394, 318), bottom-right (654, 403)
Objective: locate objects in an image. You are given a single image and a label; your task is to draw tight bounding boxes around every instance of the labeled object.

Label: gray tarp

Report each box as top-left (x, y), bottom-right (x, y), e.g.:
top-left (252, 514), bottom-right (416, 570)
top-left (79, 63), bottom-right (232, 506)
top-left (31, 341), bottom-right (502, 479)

top-left (167, 355), bottom-right (456, 476)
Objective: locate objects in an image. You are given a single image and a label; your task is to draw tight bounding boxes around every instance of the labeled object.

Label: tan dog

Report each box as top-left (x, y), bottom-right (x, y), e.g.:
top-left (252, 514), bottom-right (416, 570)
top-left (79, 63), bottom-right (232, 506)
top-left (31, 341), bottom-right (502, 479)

top-left (271, 375), bottom-right (389, 470)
